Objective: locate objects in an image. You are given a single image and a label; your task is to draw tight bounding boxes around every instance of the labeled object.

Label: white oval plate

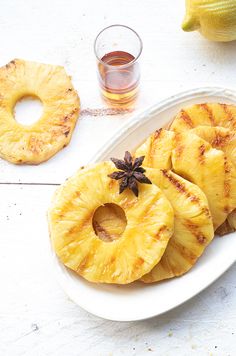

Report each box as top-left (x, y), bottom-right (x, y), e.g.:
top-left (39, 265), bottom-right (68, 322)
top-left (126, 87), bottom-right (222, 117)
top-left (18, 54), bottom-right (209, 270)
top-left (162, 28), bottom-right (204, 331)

top-left (52, 87), bottom-right (236, 321)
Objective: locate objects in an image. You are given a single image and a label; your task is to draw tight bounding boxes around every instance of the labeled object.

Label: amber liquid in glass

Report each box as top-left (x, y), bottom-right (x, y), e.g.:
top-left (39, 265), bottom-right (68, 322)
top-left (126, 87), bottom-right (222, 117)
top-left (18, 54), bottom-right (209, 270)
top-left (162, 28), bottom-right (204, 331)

top-left (98, 51), bottom-right (140, 106)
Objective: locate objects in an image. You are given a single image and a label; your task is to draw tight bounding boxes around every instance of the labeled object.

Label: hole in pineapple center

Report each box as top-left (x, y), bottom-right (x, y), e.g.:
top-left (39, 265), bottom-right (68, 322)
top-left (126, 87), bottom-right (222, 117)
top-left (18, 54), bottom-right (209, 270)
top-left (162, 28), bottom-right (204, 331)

top-left (92, 203), bottom-right (127, 242)
top-left (14, 96), bottom-right (43, 125)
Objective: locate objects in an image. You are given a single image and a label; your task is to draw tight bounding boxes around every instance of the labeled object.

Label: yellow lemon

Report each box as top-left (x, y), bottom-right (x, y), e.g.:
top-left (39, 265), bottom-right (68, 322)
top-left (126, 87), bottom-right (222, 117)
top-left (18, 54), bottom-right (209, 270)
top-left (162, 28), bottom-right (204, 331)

top-left (182, 0), bottom-right (236, 42)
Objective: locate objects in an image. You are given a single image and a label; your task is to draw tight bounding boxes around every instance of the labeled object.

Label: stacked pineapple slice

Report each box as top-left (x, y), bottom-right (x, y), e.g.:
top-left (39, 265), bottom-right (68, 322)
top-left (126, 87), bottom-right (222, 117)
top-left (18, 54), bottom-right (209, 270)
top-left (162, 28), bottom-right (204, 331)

top-left (49, 103), bottom-right (236, 284)
top-left (141, 168), bottom-right (214, 283)
top-left (190, 126), bottom-right (236, 235)
top-left (171, 103), bottom-right (236, 234)
top-left (49, 162), bottom-right (174, 284)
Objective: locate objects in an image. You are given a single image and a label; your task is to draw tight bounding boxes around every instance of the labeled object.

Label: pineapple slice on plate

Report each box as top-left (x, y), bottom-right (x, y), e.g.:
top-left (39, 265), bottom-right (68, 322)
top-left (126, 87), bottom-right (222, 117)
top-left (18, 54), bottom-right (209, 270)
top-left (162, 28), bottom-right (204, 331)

top-left (170, 103), bottom-right (236, 133)
top-left (0, 59), bottom-right (80, 164)
top-left (172, 131), bottom-right (236, 230)
top-left (170, 103), bottom-right (236, 235)
top-left (135, 128), bottom-right (175, 169)
top-left (91, 166), bottom-right (214, 283)
top-left (48, 161), bottom-right (174, 284)
top-left (135, 129), bottom-right (236, 230)
top-left (191, 126), bottom-right (236, 166)
top-left (190, 126), bottom-right (236, 235)
top-left (141, 168), bottom-right (214, 283)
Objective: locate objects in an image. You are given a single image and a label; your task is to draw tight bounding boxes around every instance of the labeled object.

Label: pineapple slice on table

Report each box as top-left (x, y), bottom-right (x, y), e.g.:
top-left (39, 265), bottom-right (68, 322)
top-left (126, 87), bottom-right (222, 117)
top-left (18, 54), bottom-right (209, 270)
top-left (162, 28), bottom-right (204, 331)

top-left (190, 126), bottom-right (236, 235)
top-left (0, 59), bottom-right (80, 164)
top-left (141, 168), bottom-right (214, 283)
top-left (170, 103), bottom-right (236, 133)
top-left (48, 161), bottom-right (174, 284)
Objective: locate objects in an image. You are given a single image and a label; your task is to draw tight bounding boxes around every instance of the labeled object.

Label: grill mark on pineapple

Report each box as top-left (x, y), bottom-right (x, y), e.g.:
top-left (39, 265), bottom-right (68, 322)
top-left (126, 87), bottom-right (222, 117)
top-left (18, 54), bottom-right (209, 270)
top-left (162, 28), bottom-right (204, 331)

top-left (52, 116), bottom-right (73, 137)
top-left (161, 170), bottom-right (211, 218)
top-left (199, 103), bottom-right (216, 126)
top-left (64, 208), bottom-right (93, 237)
top-left (198, 144), bottom-right (206, 165)
top-left (173, 133), bottom-right (185, 159)
top-left (5, 60), bottom-right (16, 70)
top-left (169, 239), bottom-right (197, 263)
top-left (59, 108), bottom-right (79, 135)
top-left (211, 132), bottom-right (231, 148)
top-left (155, 225), bottom-right (169, 240)
top-left (184, 220), bottom-right (207, 245)
top-left (110, 255), bottom-right (116, 264)
top-left (75, 191), bottom-right (81, 198)
top-left (189, 195), bottom-right (200, 203)
top-left (93, 220), bottom-right (113, 242)
top-left (161, 169), bottom-right (201, 203)
top-left (67, 216), bottom-right (91, 235)
top-left (202, 207), bottom-right (212, 219)
top-left (224, 157), bottom-right (231, 174)
top-left (64, 130), bottom-right (70, 137)
top-left (220, 104), bottom-right (235, 127)
top-left (224, 157), bottom-right (231, 199)
top-left (154, 128), bottom-right (162, 139)
top-left (62, 116), bottom-right (71, 123)
top-left (53, 127), bottom-right (71, 139)
top-left (174, 144), bottom-right (184, 159)
top-left (223, 157), bottom-right (231, 214)
top-left (161, 169), bottom-right (185, 192)
top-left (147, 129), bottom-right (162, 166)
top-left (148, 138), bottom-right (156, 166)
top-left (57, 190), bottom-right (82, 217)
top-left (77, 256), bottom-right (89, 273)
top-left (28, 136), bottom-right (44, 154)
top-left (224, 206), bottom-right (230, 214)
top-left (135, 257), bottom-right (145, 269)
top-left (179, 110), bottom-right (194, 128)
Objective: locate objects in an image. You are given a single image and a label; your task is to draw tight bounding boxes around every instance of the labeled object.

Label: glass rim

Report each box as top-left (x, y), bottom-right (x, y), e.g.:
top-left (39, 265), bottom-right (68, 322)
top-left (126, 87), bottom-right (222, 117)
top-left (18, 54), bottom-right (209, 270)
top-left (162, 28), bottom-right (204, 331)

top-left (94, 24), bottom-right (143, 69)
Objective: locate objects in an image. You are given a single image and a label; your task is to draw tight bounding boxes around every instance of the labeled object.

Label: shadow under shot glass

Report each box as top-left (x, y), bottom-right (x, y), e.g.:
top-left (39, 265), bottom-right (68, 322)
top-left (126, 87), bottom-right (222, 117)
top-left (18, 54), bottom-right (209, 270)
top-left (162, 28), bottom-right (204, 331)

top-left (94, 24), bottom-right (143, 107)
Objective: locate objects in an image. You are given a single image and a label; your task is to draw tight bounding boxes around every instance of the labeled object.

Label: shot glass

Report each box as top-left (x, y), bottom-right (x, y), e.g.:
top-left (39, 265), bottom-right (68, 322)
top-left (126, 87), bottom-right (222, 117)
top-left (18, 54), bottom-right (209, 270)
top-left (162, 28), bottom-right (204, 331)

top-left (94, 24), bottom-right (143, 107)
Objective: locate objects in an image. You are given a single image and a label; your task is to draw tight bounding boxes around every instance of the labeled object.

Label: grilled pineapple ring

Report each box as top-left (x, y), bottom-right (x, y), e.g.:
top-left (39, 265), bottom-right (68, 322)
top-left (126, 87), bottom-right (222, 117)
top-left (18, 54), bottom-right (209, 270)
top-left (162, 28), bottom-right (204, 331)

top-left (48, 161), bottom-right (174, 284)
top-left (170, 103), bottom-right (236, 235)
top-left (135, 129), bottom-right (236, 230)
top-left (135, 128), bottom-right (175, 170)
top-left (0, 59), bottom-right (80, 164)
top-left (141, 168), bottom-right (214, 283)
top-left (191, 126), bottom-right (236, 235)
top-left (170, 103), bottom-right (236, 133)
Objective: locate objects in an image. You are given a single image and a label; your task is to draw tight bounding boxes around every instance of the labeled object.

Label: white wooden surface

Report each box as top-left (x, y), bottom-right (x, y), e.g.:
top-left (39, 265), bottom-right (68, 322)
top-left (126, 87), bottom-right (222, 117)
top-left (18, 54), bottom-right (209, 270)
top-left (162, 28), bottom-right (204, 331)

top-left (0, 1), bottom-right (235, 355)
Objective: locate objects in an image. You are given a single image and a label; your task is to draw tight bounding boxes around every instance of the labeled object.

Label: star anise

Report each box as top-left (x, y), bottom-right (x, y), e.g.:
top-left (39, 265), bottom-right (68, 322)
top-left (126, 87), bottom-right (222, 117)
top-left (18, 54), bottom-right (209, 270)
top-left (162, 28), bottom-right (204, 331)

top-left (108, 151), bottom-right (152, 197)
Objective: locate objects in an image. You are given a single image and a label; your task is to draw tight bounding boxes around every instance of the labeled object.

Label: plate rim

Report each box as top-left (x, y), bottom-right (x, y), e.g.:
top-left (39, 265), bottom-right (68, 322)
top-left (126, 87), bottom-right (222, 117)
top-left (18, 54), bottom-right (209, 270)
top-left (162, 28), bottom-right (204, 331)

top-left (52, 86), bottom-right (236, 321)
